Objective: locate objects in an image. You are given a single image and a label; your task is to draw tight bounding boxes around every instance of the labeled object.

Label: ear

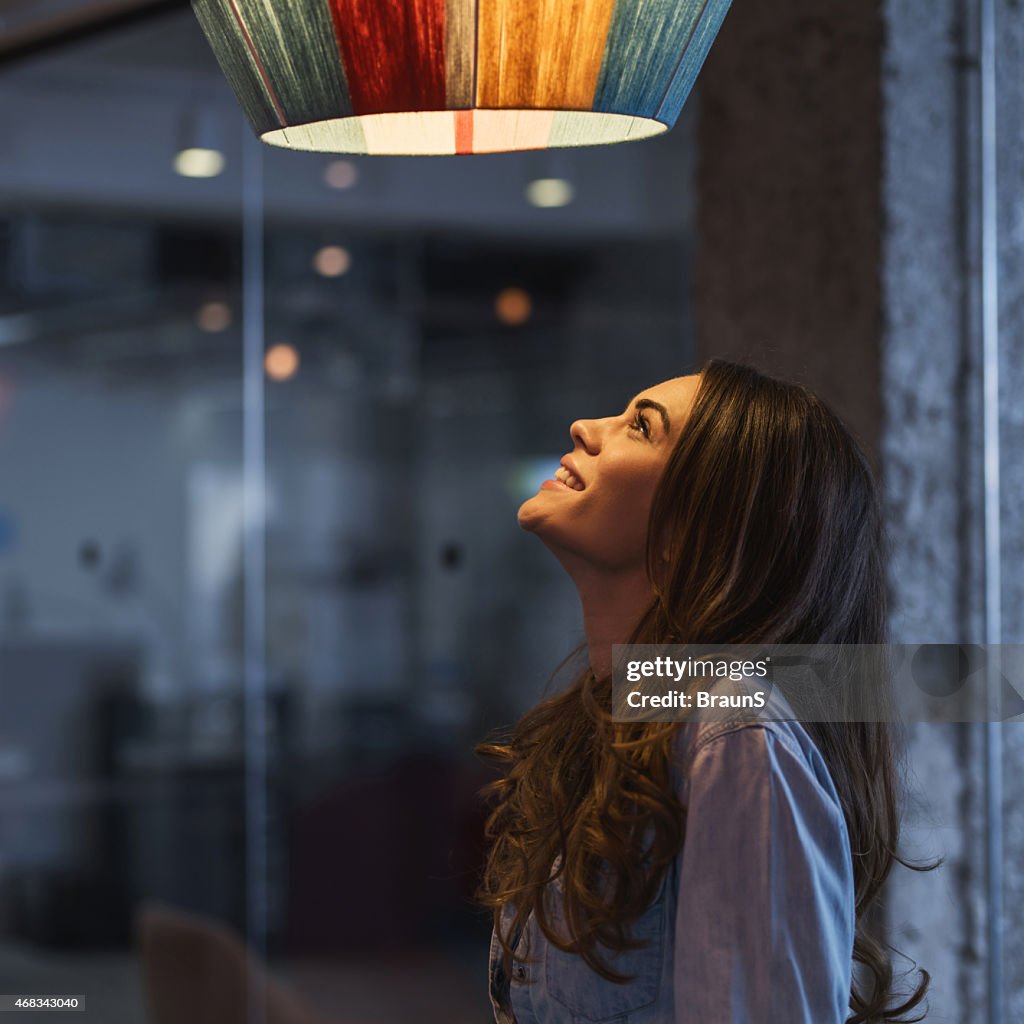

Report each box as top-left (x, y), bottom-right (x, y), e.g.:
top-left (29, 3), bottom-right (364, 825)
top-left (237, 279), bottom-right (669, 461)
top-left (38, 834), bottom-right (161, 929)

top-left (654, 529), bottom-right (672, 564)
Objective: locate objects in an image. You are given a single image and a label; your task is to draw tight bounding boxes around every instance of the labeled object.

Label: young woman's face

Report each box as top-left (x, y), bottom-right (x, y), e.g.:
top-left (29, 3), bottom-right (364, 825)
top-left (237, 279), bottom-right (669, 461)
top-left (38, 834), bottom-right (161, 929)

top-left (518, 374), bottom-right (702, 572)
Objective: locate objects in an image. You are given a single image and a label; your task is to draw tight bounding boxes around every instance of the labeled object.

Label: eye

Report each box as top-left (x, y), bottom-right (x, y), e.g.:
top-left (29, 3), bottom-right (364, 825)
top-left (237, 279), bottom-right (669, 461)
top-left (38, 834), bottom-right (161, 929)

top-left (629, 411), bottom-right (651, 439)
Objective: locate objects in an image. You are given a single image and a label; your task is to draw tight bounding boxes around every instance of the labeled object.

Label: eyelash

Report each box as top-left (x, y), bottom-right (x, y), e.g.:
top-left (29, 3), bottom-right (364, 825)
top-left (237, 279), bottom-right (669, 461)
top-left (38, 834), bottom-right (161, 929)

top-left (629, 411), bottom-right (651, 439)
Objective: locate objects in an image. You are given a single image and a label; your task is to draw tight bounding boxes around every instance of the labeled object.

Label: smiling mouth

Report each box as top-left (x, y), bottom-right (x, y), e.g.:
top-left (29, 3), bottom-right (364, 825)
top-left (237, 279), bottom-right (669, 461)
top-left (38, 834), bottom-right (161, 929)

top-left (554, 465), bottom-right (584, 490)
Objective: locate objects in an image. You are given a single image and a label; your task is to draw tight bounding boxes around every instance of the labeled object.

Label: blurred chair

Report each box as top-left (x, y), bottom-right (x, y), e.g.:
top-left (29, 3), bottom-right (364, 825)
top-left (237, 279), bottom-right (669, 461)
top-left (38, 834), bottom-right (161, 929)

top-left (136, 902), bottom-right (347, 1024)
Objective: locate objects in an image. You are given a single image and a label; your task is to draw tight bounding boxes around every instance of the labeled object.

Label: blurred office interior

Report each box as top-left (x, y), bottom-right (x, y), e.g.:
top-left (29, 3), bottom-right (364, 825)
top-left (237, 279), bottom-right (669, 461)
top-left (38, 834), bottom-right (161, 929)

top-left (0, 2), bottom-right (1022, 1023)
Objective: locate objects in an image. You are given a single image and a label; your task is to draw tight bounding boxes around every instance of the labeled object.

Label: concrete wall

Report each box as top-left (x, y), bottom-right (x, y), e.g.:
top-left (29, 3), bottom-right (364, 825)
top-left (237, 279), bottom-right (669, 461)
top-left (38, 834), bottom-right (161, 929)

top-left (693, 1), bottom-right (884, 468)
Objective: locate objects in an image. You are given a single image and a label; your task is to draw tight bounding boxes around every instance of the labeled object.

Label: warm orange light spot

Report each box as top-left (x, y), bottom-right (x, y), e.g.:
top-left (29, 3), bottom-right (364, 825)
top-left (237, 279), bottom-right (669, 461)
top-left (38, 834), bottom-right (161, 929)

top-left (495, 287), bottom-right (532, 326)
top-left (313, 245), bottom-right (352, 277)
top-left (324, 159), bottom-right (359, 189)
top-left (196, 300), bottom-right (232, 332)
top-left (265, 344), bottom-right (300, 381)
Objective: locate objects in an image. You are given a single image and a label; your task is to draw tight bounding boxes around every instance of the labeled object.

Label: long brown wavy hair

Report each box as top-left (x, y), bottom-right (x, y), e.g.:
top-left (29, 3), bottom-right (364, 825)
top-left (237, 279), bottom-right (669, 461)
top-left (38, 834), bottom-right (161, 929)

top-left (474, 359), bottom-right (938, 1023)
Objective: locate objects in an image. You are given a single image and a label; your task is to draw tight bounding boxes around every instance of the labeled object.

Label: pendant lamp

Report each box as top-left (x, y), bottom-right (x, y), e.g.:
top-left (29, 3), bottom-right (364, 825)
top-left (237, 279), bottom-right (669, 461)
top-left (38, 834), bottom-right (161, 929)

top-left (192, 0), bottom-right (732, 156)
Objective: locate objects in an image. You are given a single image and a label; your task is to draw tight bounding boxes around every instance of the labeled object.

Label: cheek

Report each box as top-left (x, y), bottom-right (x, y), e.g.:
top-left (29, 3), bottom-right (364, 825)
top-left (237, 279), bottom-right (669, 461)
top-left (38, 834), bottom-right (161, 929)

top-left (579, 459), bottom-right (663, 558)
top-left (600, 457), bottom-right (662, 521)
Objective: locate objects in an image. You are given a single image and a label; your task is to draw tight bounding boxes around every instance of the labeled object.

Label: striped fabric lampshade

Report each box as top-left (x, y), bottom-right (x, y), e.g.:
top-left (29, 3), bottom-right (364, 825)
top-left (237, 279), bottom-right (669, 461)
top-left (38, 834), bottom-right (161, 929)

top-left (192, 0), bottom-right (733, 155)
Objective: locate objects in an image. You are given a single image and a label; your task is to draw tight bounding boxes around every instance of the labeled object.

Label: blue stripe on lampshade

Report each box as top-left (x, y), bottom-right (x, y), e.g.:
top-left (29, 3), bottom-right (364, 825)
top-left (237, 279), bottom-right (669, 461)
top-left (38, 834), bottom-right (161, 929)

top-left (656, 0), bottom-right (732, 125)
top-left (592, 0), bottom-right (709, 119)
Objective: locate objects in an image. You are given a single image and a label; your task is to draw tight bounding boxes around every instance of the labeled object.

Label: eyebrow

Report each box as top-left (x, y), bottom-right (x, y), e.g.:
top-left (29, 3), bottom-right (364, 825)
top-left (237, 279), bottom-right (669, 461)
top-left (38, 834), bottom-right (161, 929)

top-left (635, 398), bottom-right (671, 436)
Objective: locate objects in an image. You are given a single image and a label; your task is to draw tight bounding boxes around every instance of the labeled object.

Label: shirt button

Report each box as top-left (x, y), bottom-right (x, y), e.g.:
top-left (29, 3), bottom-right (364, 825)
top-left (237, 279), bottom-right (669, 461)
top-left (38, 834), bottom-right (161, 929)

top-left (512, 964), bottom-right (527, 981)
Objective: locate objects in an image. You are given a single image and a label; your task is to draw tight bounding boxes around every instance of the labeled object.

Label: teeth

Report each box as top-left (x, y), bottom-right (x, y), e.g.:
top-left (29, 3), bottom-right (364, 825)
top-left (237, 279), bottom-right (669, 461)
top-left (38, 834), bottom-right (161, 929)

top-left (555, 466), bottom-right (584, 490)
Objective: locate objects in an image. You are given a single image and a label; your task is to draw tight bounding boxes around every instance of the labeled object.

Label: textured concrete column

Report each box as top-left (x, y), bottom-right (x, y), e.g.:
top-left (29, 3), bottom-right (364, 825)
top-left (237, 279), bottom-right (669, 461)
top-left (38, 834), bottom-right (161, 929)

top-left (694, 1), bottom-right (1023, 1019)
top-left (693, 3), bottom-right (884, 466)
top-left (879, 2), bottom-right (987, 1019)
top-left (992, 2), bottom-right (1024, 1018)
top-left (879, 1), bottom-right (1023, 1018)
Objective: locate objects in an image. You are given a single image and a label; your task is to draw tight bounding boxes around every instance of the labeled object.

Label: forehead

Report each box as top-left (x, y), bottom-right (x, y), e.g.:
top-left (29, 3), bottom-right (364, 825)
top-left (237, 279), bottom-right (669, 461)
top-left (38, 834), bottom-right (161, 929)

top-left (632, 375), bottom-right (701, 428)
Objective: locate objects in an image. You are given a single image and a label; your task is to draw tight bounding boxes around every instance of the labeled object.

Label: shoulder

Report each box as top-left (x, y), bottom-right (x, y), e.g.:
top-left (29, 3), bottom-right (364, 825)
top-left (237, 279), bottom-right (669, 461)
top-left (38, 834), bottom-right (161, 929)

top-left (676, 713), bottom-right (822, 776)
top-left (670, 688), bottom-right (847, 830)
top-left (671, 668), bottom-right (821, 755)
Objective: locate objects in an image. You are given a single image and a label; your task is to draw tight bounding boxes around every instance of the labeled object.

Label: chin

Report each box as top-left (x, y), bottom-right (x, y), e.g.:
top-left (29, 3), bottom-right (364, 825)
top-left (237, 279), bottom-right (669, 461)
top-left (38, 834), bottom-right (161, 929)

top-left (517, 495), bottom-right (545, 533)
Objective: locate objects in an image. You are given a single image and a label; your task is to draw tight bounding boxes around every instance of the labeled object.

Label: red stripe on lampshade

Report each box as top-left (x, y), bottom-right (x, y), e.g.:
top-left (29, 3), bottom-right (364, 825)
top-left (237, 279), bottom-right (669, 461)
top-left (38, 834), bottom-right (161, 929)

top-left (455, 110), bottom-right (474, 153)
top-left (329, 0), bottom-right (448, 115)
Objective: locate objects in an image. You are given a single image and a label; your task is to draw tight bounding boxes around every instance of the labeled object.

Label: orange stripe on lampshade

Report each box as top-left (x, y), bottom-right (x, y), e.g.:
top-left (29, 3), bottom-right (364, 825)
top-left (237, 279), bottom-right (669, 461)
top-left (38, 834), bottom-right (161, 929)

top-left (454, 110), bottom-right (475, 153)
top-left (476, 0), bottom-right (618, 110)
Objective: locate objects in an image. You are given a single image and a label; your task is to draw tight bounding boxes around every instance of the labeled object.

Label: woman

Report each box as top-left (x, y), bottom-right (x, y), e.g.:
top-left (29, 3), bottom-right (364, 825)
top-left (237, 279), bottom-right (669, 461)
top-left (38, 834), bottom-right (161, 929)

top-left (474, 360), bottom-right (934, 1023)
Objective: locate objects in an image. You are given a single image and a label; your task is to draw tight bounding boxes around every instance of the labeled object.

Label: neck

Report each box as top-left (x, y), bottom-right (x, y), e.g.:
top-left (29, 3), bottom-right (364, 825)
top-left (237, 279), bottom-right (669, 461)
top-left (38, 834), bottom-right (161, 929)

top-left (571, 564), bottom-right (654, 679)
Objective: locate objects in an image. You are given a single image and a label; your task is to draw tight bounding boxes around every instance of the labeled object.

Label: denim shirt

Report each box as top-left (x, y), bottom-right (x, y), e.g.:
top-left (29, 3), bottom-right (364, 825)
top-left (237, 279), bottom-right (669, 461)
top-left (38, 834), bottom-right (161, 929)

top-left (487, 685), bottom-right (856, 1023)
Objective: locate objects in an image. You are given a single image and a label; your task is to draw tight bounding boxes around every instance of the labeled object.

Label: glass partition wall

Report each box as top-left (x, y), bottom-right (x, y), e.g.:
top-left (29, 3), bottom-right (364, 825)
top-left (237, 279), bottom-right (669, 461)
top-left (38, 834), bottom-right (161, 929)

top-left (0, 11), bottom-right (251, 1019)
top-left (0, 7), bottom-right (696, 1021)
top-left (254, 224), bottom-right (694, 1022)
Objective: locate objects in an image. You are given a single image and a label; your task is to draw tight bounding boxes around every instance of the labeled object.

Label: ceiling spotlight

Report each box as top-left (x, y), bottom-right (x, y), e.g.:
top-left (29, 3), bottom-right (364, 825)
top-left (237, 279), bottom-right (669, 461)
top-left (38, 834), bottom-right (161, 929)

top-left (196, 300), bottom-right (232, 332)
top-left (495, 287), bottom-right (532, 326)
top-left (313, 245), bottom-right (352, 278)
top-left (265, 344), bottom-right (300, 381)
top-left (174, 148), bottom-right (224, 178)
top-left (324, 159), bottom-right (359, 189)
top-left (526, 178), bottom-right (574, 209)
top-left (174, 107), bottom-right (225, 178)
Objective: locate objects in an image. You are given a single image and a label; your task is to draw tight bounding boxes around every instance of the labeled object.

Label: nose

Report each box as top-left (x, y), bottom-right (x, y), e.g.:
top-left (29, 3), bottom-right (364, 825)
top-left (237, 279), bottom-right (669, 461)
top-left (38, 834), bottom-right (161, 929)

top-left (570, 417), bottom-right (599, 454)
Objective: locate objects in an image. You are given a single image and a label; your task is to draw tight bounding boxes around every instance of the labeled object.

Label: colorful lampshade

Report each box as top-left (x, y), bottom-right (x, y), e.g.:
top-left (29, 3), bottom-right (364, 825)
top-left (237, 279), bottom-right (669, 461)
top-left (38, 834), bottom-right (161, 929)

top-left (192, 0), bottom-right (733, 155)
